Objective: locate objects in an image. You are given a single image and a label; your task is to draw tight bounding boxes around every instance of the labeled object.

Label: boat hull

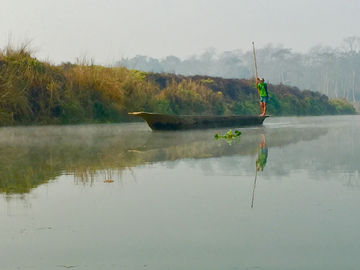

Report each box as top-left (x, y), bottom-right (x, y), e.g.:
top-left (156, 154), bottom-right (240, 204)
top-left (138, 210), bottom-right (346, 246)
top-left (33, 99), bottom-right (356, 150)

top-left (129, 112), bottom-right (269, 131)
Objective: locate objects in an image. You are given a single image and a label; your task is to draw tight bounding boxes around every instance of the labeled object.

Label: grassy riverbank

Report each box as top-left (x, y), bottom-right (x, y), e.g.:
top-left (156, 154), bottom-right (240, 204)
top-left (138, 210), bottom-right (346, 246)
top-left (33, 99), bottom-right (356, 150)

top-left (0, 45), bottom-right (355, 126)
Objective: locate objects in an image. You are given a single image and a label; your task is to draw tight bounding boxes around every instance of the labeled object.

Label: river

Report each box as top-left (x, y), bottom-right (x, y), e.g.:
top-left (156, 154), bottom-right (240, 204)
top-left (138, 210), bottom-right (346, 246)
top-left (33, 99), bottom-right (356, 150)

top-left (1, 115), bottom-right (360, 270)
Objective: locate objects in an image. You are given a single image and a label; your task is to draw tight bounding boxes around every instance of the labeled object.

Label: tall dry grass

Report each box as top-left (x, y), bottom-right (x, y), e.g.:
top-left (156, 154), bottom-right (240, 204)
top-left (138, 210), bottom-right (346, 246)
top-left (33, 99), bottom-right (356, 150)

top-left (154, 79), bottom-right (225, 115)
top-left (0, 43), bottom-right (158, 125)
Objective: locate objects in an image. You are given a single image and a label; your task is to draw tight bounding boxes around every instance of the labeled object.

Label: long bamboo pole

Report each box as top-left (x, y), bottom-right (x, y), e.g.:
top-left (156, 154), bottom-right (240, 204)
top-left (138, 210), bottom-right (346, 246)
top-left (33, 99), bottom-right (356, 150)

top-left (252, 42), bottom-right (259, 80)
top-left (252, 42), bottom-right (261, 114)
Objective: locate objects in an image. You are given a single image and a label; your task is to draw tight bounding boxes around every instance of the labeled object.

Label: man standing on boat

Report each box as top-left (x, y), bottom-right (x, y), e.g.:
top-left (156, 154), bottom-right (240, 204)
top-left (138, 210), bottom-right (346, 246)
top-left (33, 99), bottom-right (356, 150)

top-left (257, 78), bottom-right (268, 116)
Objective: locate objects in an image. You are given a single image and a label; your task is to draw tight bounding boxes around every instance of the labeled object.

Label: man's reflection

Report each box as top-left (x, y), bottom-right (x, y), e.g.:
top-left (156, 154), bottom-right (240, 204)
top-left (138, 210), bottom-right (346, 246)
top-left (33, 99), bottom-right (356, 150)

top-left (252, 134), bottom-right (268, 208)
top-left (256, 134), bottom-right (268, 172)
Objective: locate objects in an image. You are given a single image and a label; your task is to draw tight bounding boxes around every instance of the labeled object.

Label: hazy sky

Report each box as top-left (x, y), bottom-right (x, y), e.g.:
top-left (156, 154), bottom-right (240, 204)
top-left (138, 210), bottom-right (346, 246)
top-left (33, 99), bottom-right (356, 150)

top-left (2, 0), bottom-right (360, 64)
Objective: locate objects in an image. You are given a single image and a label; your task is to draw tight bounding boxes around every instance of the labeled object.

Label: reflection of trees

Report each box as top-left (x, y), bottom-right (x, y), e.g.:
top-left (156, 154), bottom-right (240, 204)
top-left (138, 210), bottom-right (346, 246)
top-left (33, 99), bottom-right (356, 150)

top-left (345, 173), bottom-right (360, 188)
top-left (301, 124), bottom-right (360, 185)
top-left (0, 123), bottom-right (328, 196)
top-left (7, 118), bottom-right (360, 195)
top-left (0, 125), bottom-right (149, 195)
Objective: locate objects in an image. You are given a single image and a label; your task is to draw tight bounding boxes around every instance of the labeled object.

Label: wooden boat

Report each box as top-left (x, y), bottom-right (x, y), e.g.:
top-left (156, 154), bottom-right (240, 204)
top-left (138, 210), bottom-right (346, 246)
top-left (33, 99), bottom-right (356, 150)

top-left (129, 112), bottom-right (269, 131)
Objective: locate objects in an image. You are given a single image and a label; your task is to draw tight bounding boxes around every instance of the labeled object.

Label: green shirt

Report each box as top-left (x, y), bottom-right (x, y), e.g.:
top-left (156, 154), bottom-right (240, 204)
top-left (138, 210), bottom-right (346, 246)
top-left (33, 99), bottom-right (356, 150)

top-left (257, 82), bottom-right (268, 97)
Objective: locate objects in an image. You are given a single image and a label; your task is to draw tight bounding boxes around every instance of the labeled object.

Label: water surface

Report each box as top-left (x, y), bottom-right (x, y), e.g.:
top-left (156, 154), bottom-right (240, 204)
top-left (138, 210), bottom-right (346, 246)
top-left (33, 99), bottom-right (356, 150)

top-left (1, 115), bottom-right (360, 270)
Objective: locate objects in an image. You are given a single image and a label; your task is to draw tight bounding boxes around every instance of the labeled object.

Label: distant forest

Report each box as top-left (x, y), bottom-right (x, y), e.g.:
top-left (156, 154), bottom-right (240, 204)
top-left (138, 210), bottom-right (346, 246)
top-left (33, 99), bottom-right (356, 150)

top-left (118, 36), bottom-right (360, 102)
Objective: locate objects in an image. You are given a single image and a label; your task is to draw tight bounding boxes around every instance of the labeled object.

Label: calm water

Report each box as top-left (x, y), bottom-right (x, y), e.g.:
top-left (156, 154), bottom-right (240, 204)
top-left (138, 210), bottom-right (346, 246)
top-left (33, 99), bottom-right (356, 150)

top-left (1, 115), bottom-right (360, 270)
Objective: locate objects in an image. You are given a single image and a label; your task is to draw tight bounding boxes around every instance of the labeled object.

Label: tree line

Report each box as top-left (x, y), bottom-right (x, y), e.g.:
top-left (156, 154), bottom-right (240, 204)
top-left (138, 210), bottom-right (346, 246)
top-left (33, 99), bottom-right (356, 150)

top-left (118, 36), bottom-right (360, 102)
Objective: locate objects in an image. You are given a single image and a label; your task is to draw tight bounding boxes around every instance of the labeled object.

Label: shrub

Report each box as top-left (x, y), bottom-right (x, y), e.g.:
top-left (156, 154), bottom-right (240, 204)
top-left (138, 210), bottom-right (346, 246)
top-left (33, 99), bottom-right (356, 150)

top-left (329, 98), bottom-right (356, 115)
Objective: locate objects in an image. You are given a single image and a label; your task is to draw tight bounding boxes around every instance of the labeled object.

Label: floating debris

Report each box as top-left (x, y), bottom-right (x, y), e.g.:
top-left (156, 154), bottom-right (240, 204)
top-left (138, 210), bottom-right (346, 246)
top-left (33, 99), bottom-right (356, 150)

top-left (215, 129), bottom-right (241, 145)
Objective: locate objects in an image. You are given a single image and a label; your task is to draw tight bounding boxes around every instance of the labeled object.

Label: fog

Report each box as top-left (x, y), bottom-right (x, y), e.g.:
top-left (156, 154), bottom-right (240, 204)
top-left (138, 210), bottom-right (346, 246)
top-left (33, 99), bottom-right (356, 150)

top-left (2, 0), bottom-right (360, 64)
top-left (120, 37), bottom-right (360, 101)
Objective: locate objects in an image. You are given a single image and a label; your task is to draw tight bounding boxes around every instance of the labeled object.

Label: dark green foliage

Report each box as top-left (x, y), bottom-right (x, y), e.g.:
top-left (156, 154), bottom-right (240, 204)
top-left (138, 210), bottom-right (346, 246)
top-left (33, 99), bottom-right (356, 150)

top-left (215, 129), bottom-right (241, 139)
top-left (146, 74), bottom-right (355, 117)
top-left (263, 83), bottom-right (350, 116)
top-left (215, 129), bottom-right (241, 145)
top-left (329, 98), bottom-right (356, 114)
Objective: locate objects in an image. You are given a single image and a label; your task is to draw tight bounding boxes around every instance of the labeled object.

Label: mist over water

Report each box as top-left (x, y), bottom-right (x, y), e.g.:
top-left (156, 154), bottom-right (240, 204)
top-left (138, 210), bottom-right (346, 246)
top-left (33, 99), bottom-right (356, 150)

top-left (120, 38), bottom-right (360, 102)
top-left (1, 115), bottom-right (360, 270)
